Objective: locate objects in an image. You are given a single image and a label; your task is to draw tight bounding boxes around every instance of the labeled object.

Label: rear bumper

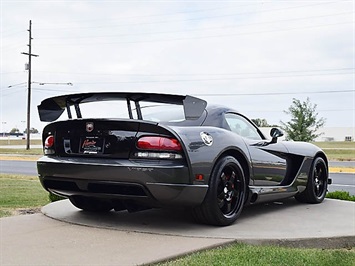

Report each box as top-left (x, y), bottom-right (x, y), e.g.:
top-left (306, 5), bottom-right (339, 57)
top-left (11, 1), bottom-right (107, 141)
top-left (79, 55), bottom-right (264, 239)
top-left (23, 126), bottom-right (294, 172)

top-left (37, 156), bottom-right (208, 207)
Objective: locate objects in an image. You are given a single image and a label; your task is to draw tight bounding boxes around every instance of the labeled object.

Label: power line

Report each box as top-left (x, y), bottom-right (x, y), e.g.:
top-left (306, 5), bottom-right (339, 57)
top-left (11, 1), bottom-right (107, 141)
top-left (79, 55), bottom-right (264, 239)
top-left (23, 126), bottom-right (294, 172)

top-left (32, 4), bottom-right (254, 26)
top-left (3, 68), bottom-right (352, 92)
top-left (33, 67), bottom-right (354, 77)
top-left (35, 2), bottom-right (337, 31)
top-left (245, 108), bottom-right (355, 113)
top-left (6, 82), bottom-right (28, 88)
top-left (70, 72), bottom-right (353, 85)
top-left (32, 88), bottom-right (79, 94)
top-left (22, 89), bottom-right (354, 99)
top-left (37, 11), bottom-right (352, 40)
top-left (0, 71), bottom-right (26, 75)
top-left (0, 87), bottom-right (25, 97)
top-left (27, 88), bottom-right (354, 97)
top-left (1, 30), bottom-right (26, 38)
top-left (193, 90), bottom-right (354, 97)
top-left (39, 21), bottom-right (352, 46)
top-left (32, 82), bottom-right (73, 86)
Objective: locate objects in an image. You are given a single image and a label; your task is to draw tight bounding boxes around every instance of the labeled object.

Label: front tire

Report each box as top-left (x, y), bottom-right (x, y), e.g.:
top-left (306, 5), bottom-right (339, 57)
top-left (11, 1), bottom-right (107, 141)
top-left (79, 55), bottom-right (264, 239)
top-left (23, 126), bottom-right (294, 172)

top-left (295, 157), bottom-right (328, 204)
top-left (193, 156), bottom-right (246, 226)
top-left (69, 196), bottom-right (113, 212)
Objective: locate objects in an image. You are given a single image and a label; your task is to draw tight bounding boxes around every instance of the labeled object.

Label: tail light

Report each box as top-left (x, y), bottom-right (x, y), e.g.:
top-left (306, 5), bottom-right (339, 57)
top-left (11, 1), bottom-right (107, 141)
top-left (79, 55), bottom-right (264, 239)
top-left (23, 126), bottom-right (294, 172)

top-left (45, 135), bottom-right (54, 148)
top-left (137, 136), bottom-right (182, 151)
top-left (135, 136), bottom-right (183, 159)
top-left (44, 135), bottom-right (55, 155)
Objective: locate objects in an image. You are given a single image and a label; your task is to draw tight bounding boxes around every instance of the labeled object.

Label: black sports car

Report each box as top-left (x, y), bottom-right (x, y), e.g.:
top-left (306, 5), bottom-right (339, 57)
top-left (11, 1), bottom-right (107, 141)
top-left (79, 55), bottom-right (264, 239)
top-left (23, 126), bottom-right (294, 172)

top-left (37, 92), bottom-right (331, 226)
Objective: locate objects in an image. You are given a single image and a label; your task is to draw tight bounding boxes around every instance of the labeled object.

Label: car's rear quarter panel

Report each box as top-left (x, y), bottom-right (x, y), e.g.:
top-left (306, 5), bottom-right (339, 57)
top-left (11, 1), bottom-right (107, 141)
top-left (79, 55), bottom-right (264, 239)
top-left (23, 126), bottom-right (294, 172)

top-left (170, 126), bottom-right (252, 185)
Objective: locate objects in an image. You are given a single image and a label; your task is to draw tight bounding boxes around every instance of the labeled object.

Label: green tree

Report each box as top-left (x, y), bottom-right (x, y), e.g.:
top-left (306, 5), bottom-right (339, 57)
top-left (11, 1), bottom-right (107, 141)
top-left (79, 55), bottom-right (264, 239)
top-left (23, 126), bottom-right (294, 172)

top-left (251, 118), bottom-right (278, 127)
top-left (10, 128), bottom-right (20, 134)
top-left (252, 118), bottom-right (270, 127)
top-left (281, 98), bottom-right (325, 142)
top-left (24, 127), bottom-right (39, 134)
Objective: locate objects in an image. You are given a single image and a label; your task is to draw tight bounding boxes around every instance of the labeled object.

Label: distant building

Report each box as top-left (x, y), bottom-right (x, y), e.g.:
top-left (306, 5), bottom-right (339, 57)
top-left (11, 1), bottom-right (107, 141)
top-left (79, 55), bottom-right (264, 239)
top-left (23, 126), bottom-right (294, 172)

top-left (315, 127), bottom-right (354, 142)
top-left (0, 133), bottom-right (41, 140)
top-left (0, 132), bottom-right (24, 138)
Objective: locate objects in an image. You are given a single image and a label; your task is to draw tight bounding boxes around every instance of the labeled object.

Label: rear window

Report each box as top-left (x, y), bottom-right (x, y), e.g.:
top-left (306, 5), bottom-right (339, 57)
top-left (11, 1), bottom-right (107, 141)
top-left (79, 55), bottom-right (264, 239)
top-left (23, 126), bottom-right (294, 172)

top-left (141, 104), bottom-right (185, 122)
top-left (57, 100), bottom-right (187, 123)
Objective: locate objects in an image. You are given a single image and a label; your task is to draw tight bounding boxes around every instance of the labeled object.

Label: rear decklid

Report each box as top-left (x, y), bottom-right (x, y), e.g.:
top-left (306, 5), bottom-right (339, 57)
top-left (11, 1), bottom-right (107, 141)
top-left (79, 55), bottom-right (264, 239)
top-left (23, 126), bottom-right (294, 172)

top-left (39, 92), bottom-right (207, 160)
top-left (43, 119), bottom-right (142, 158)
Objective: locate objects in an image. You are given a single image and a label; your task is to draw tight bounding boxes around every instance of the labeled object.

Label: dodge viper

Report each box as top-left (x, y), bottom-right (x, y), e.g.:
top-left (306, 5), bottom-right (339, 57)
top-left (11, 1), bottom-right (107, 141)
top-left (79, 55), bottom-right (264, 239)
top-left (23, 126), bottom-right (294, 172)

top-left (37, 92), bottom-right (330, 226)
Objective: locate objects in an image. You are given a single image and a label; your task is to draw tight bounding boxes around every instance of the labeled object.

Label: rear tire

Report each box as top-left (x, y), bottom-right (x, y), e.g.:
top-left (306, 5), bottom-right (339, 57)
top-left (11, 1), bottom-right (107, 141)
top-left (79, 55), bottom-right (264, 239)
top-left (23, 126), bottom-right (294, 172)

top-left (193, 156), bottom-right (246, 226)
top-left (69, 196), bottom-right (113, 212)
top-left (295, 157), bottom-right (328, 204)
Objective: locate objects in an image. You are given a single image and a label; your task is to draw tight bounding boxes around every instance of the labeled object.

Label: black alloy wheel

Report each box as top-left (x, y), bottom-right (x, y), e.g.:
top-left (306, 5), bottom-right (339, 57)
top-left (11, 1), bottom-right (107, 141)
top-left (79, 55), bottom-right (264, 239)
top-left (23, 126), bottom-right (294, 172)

top-left (193, 156), bottom-right (246, 226)
top-left (313, 160), bottom-right (327, 199)
top-left (295, 157), bottom-right (328, 204)
top-left (217, 165), bottom-right (242, 217)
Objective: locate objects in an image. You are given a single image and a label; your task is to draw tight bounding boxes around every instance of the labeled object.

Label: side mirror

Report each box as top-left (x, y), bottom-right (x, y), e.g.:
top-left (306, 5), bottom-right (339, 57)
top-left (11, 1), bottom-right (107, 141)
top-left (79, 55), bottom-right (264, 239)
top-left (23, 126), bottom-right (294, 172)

top-left (270, 128), bottom-right (284, 143)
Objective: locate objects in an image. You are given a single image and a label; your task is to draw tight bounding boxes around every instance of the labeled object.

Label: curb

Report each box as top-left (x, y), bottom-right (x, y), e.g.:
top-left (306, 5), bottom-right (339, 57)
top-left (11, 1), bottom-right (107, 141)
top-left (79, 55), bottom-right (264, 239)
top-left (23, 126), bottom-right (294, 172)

top-left (329, 167), bottom-right (355, 174)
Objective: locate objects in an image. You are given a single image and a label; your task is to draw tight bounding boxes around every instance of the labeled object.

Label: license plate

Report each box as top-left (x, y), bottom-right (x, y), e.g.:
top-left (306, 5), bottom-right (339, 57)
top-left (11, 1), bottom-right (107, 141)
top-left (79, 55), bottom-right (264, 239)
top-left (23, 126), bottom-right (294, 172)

top-left (80, 136), bottom-right (104, 154)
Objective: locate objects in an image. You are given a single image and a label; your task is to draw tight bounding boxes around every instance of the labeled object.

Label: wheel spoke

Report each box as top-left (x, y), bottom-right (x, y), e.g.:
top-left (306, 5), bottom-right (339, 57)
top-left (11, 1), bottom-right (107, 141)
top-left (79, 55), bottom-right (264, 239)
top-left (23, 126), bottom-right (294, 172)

top-left (218, 190), bottom-right (225, 200)
top-left (232, 189), bottom-right (239, 197)
top-left (220, 172), bottom-right (227, 184)
top-left (314, 169), bottom-right (318, 179)
top-left (315, 184), bottom-right (320, 195)
top-left (229, 171), bottom-right (236, 183)
top-left (225, 201), bottom-right (231, 213)
top-left (218, 198), bottom-right (225, 209)
top-left (314, 163), bottom-right (326, 197)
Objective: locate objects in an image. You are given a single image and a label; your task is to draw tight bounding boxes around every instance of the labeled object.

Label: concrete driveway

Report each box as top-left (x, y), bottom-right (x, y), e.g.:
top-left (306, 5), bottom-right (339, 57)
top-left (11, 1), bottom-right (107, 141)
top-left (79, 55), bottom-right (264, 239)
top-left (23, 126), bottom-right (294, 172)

top-left (1, 198), bottom-right (354, 265)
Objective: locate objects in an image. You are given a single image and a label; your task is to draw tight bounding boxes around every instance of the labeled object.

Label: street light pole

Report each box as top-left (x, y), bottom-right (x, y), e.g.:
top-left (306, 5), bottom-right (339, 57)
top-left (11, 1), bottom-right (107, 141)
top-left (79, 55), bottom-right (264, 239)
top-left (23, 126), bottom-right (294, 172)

top-left (22, 20), bottom-right (38, 150)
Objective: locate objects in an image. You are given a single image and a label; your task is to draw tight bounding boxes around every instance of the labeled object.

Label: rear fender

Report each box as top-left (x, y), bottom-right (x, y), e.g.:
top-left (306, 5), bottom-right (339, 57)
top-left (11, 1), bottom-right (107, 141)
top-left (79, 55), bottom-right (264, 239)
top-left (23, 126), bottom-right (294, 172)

top-left (169, 126), bottom-right (251, 186)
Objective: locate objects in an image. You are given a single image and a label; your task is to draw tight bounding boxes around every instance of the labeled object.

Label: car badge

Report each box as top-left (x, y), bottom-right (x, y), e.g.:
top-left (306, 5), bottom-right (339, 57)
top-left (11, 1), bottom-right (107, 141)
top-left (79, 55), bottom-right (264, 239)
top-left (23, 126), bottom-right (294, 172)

top-left (200, 132), bottom-right (213, 146)
top-left (86, 122), bottom-right (94, 133)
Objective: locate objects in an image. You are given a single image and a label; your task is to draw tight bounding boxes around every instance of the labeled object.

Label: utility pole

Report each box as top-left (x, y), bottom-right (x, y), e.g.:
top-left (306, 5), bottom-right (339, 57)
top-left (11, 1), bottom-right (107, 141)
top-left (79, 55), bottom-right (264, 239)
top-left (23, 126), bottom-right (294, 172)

top-left (22, 20), bottom-right (38, 150)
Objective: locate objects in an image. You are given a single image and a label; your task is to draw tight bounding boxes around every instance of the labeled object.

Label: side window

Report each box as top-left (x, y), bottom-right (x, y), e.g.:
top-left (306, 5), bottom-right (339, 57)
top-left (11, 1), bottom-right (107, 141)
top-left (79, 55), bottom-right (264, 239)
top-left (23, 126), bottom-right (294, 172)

top-left (225, 113), bottom-right (262, 140)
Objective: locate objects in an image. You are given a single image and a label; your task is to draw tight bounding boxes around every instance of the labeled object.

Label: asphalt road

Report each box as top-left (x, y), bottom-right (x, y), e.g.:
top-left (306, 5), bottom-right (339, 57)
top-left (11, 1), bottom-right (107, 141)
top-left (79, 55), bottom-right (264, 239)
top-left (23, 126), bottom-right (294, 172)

top-left (0, 160), bottom-right (37, 176)
top-left (329, 161), bottom-right (355, 168)
top-left (1, 160), bottom-right (354, 195)
top-left (328, 173), bottom-right (355, 195)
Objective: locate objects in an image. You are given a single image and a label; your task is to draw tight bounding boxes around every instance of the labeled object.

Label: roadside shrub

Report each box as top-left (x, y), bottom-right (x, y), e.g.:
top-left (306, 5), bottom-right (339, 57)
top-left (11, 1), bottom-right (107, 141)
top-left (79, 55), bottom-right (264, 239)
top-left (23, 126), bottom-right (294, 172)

top-left (49, 192), bottom-right (66, 202)
top-left (326, 191), bottom-right (355, 202)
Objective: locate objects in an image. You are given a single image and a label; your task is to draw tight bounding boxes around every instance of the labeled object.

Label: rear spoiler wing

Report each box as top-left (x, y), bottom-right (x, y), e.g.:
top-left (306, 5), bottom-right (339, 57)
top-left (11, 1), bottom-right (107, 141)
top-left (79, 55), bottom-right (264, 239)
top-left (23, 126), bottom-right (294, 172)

top-left (38, 92), bottom-right (207, 122)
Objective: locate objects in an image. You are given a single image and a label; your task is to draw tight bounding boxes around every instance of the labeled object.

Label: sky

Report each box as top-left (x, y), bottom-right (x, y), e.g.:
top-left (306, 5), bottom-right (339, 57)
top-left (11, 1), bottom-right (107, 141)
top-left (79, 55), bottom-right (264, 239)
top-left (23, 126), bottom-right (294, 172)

top-left (1, 0), bottom-right (354, 134)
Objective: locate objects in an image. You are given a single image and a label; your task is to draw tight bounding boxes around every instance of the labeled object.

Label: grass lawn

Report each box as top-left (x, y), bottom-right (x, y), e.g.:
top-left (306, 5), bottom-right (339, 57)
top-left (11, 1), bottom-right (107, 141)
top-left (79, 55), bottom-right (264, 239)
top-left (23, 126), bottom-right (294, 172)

top-left (0, 148), bottom-right (43, 155)
top-left (0, 139), bottom-right (42, 145)
top-left (312, 142), bottom-right (355, 161)
top-left (312, 141), bottom-right (355, 149)
top-left (0, 174), bottom-right (49, 217)
top-left (322, 149), bottom-right (355, 161)
top-left (158, 243), bottom-right (355, 266)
